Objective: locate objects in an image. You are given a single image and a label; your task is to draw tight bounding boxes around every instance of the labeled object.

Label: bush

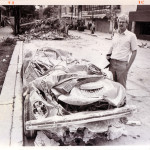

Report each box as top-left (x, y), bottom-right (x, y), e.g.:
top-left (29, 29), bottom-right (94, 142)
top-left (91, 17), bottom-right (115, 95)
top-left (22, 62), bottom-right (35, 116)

top-left (1, 38), bottom-right (16, 46)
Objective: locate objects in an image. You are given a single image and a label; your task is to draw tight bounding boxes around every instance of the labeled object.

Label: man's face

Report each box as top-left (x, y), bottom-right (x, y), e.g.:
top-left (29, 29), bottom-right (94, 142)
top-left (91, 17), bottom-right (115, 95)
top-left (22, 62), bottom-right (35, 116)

top-left (118, 18), bottom-right (127, 32)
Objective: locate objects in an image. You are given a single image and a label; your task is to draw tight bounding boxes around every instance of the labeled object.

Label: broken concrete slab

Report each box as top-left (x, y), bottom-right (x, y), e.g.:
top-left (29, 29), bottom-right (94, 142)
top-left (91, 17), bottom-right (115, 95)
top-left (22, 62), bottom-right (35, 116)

top-left (34, 131), bottom-right (60, 146)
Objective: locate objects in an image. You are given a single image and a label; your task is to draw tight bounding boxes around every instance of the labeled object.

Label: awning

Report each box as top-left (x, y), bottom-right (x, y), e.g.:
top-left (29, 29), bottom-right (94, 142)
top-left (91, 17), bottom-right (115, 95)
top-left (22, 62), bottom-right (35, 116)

top-left (82, 14), bottom-right (106, 19)
top-left (62, 15), bottom-right (78, 19)
top-left (93, 14), bottom-right (106, 19)
top-left (0, 5), bottom-right (6, 11)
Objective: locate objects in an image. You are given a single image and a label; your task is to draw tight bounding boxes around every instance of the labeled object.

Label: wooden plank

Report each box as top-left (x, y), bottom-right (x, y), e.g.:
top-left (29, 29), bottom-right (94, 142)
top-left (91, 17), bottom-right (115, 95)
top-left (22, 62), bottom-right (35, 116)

top-left (26, 105), bottom-right (136, 130)
top-left (27, 112), bottom-right (131, 130)
top-left (20, 22), bottom-right (35, 27)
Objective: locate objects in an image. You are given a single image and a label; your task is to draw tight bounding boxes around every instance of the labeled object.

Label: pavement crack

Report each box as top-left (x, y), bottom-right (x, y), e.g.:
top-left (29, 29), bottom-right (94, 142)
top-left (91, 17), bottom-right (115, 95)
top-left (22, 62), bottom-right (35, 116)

top-left (127, 93), bottom-right (150, 98)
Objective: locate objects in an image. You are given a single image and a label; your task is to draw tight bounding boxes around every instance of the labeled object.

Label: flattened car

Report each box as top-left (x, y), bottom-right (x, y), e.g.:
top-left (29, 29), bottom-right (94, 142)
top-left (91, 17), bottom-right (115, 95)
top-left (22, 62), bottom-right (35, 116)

top-left (23, 47), bottom-right (136, 145)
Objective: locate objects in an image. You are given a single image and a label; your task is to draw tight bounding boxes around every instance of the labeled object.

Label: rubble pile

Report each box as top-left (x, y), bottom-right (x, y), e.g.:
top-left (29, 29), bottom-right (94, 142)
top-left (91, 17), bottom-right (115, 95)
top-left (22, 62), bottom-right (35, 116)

top-left (23, 47), bottom-right (136, 145)
top-left (34, 118), bottom-right (128, 146)
top-left (18, 18), bottom-right (70, 42)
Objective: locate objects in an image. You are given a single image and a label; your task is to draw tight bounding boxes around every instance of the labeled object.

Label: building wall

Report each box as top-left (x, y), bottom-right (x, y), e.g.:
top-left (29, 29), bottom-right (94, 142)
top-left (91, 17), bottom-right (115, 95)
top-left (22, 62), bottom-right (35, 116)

top-left (129, 5), bottom-right (150, 40)
top-left (119, 5), bottom-right (137, 15)
top-left (134, 22), bottom-right (150, 40)
top-left (95, 18), bottom-right (110, 33)
top-left (60, 5), bottom-right (138, 33)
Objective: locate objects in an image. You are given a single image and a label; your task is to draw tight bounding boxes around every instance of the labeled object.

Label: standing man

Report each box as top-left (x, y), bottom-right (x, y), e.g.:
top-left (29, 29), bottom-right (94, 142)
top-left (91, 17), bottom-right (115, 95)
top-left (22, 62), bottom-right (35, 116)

top-left (90, 21), bottom-right (95, 34)
top-left (107, 14), bottom-right (137, 88)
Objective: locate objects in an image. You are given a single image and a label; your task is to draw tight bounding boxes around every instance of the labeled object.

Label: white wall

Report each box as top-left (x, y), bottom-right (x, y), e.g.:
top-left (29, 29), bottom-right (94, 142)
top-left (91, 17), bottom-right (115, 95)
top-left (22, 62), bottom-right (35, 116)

top-left (119, 5), bottom-right (137, 15)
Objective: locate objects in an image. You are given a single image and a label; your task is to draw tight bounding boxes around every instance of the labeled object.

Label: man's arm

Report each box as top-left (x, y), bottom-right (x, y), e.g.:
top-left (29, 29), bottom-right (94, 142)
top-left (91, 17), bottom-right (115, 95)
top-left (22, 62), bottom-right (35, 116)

top-left (126, 50), bottom-right (137, 71)
top-left (126, 33), bottom-right (137, 71)
top-left (106, 46), bottom-right (113, 60)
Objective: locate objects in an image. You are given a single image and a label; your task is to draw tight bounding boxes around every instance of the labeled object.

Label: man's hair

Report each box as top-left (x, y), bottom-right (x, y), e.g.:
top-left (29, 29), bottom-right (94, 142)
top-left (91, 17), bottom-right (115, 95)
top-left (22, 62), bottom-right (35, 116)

top-left (117, 14), bottom-right (129, 24)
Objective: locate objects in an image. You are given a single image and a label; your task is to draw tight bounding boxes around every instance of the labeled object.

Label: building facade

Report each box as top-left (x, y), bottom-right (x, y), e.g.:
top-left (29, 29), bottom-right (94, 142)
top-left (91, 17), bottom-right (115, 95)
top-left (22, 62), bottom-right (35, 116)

top-left (129, 5), bottom-right (150, 40)
top-left (60, 5), bottom-right (137, 33)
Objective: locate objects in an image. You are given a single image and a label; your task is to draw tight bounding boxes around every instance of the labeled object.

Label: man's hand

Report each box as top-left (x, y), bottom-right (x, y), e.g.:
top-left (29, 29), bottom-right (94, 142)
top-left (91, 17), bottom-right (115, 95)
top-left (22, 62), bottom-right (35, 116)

top-left (106, 53), bottom-right (112, 61)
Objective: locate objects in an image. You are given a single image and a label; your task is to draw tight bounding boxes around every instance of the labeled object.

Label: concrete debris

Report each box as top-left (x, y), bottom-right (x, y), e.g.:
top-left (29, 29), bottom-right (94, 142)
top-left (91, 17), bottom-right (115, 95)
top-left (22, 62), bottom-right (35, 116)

top-left (33, 120), bottom-right (128, 145)
top-left (18, 18), bottom-right (71, 42)
top-left (2, 59), bottom-right (6, 62)
top-left (34, 131), bottom-right (60, 146)
top-left (129, 134), bottom-right (141, 139)
top-left (41, 126), bottom-right (106, 146)
top-left (138, 42), bottom-right (150, 49)
top-left (83, 128), bottom-right (96, 143)
top-left (126, 120), bottom-right (142, 126)
top-left (107, 124), bottom-right (128, 140)
top-left (120, 117), bottom-right (128, 124)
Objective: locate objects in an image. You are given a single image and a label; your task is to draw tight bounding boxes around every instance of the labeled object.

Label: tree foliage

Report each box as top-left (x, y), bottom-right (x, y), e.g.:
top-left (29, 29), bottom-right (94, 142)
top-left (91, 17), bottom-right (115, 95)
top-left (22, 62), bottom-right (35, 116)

top-left (3, 5), bottom-right (36, 18)
top-left (20, 5), bottom-right (36, 18)
top-left (43, 6), bottom-right (59, 18)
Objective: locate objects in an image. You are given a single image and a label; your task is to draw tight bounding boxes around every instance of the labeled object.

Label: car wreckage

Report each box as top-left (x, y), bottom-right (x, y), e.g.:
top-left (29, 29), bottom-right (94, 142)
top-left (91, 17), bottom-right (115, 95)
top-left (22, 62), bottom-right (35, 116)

top-left (23, 47), bottom-right (136, 145)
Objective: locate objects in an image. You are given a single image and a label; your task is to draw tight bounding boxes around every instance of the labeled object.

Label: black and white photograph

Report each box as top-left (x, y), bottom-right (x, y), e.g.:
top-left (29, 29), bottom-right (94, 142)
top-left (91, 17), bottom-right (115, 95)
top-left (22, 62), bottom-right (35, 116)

top-left (0, 3), bottom-right (150, 147)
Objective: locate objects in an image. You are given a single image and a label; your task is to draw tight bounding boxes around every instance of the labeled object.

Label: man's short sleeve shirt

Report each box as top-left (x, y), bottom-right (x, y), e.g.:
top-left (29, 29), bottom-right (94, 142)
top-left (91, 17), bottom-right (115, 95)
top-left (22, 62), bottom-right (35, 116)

top-left (111, 29), bottom-right (137, 61)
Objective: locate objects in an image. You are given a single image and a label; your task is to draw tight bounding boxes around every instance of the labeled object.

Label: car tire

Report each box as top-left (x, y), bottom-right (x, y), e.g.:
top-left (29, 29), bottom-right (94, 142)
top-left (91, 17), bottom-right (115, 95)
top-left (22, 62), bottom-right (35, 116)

top-left (23, 96), bottom-right (37, 139)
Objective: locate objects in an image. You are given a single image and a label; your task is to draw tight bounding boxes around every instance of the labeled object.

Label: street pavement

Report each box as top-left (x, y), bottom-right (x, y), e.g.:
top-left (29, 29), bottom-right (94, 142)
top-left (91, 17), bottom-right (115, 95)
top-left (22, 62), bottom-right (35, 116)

top-left (0, 26), bottom-right (150, 146)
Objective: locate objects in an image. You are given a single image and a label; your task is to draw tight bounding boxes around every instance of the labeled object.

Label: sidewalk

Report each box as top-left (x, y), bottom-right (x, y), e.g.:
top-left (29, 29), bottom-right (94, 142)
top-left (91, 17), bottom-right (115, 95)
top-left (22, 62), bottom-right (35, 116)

top-left (0, 41), bottom-right (23, 146)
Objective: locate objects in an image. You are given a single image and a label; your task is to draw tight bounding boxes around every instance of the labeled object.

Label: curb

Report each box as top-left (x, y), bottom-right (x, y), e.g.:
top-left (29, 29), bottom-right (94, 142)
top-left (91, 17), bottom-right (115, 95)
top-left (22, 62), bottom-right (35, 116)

top-left (0, 41), bottom-right (23, 146)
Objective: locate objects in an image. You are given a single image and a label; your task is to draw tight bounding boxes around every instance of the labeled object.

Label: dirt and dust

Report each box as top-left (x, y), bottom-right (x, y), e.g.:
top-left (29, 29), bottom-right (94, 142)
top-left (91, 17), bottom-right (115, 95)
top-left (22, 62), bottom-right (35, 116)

top-left (0, 37), bottom-right (16, 93)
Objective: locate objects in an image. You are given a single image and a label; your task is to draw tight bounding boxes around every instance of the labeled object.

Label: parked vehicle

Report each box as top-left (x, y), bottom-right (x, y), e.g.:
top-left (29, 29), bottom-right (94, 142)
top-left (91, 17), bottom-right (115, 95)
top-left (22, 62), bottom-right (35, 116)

top-left (76, 19), bottom-right (86, 31)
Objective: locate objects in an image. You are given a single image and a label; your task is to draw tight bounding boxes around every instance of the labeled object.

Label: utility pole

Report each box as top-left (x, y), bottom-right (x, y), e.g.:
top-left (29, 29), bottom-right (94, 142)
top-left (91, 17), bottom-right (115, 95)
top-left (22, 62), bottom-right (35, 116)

top-left (81, 5), bottom-right (82, 20)
top-left (58, 5), bottom-right (61, 18)
top-left (0, 9), bottom-right (1, 25)
top-left (110, 5), bottom-right (116, 38)
top-left (71, 5), bottom-right (73, 24)
top-left (14, 6), bottom-right (20, 35)
top-left (78, 5), bottom-right (79, 20)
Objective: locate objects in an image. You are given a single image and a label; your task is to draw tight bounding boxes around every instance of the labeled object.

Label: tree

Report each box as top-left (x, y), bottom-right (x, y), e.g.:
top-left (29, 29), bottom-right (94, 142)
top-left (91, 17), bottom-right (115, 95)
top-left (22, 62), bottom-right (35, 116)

top-left (106, 5), bottom-right (118, 38)
top-left (34, 10), bottom-right (39, 19)
top-left (43, 6), bottom-right (59, 18)
top-left (20, 5), bottom-right (36, 18)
